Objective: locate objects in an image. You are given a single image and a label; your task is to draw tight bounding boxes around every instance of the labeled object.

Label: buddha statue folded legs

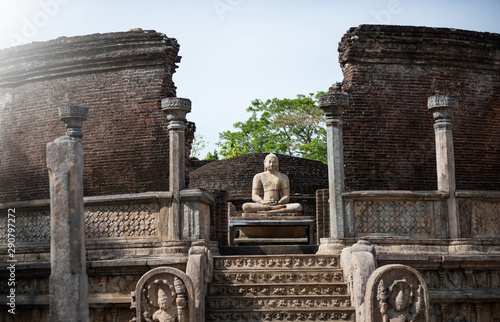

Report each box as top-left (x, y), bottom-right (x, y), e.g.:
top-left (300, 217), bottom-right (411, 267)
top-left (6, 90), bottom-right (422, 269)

top-left (242, 153), bottom-right (302, 214)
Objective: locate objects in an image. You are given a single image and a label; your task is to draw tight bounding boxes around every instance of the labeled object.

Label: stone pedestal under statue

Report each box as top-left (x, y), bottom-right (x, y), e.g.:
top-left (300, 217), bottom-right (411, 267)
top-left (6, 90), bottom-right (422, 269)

top-left (229, 213), bottom-right (314, 246)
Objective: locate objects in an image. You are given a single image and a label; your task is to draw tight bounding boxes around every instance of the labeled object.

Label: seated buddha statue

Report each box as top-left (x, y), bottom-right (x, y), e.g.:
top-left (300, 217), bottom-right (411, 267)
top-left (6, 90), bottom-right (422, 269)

top-left (242, 153), bottom-right (302, 213)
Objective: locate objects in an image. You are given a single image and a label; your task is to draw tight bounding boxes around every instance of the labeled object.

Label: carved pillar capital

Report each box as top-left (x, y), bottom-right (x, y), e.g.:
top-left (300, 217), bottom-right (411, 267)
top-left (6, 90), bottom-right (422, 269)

top-left (318, 93), bottom-right (349, 127)
top-left (162, 97), bottom-right (192, 127)
top-left (58, 105), bottom-right (89, 138)
top-left (428, 95), bottom-right (458, 132)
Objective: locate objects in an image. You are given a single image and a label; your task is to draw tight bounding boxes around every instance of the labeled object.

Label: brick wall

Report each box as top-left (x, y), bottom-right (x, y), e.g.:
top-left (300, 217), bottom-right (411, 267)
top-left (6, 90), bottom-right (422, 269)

top-left (338, 25), bottom-right (500, 191)
top-left (316, 189), bottom-right (330, 241)
top-left (206, 189), bottom-right (229, 246)
top-left (188, 159), bottom-right (215, 173)
top-left (0, 30), bottom-right (193, 202)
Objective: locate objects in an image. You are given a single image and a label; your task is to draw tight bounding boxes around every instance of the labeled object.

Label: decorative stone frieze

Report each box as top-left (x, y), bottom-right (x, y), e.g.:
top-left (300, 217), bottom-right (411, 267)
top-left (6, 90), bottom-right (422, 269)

top-left (213, 271), bottom-right (343, 284)
top-left (0, 209), bottom-right (50, 244)
top-left (214, 255), bottom-right (339, 270)
top-left (353, 200), bottom-right (433, 236)
top-left (85, 203), bottom-right (158, 238)
top-left (206, 311), bottom-right (354, 321)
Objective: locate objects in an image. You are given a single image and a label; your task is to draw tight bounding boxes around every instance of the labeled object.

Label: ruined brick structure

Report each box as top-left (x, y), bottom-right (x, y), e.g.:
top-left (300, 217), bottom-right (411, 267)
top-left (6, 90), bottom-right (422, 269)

top-left (328, 25), bottom-right (500, 321)
top-left (0, 30), bottom-right (200, 322)
top-left (0, 30), bottom-right (195, 203)
top-left (205, 189), bottom-right (229, 246)
top-left (0, 25), bottom-right (499, 321)
top-left (339, 25), bottom-right (500, 191)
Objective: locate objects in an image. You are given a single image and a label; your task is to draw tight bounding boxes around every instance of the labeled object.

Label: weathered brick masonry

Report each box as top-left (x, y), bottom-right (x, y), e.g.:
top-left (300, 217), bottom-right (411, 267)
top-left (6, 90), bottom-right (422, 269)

top-left (338, 25), bottom-right (500, 191)
top-left (0, 30), bottom-right (195, 202)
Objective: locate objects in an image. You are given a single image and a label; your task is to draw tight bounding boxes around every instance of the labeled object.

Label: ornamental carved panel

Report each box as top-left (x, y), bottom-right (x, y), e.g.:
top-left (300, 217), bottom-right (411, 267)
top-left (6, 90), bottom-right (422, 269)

top-left (353, 200), bottom-right (433, 237)
top-left (85, 202), bottom-right (158, 239)
top-left (131, 267), bottom-right (196, 322)
top-left (365, 264), bottom-right (430, 322)
top-left (0, 210), bottom-right (50, 244)
top-left (470, 200), bottom-right (500, 238)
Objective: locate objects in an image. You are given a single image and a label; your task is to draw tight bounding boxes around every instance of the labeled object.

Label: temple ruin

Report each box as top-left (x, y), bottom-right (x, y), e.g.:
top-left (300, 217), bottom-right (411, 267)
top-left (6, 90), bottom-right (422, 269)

top-left (0, 25), bottom-right (499, 321)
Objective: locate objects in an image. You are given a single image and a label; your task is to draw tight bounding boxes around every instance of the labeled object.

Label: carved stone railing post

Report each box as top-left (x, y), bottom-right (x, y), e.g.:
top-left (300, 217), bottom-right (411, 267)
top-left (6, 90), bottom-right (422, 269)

top-left (428, 95), bottom-right (459, 239)
top-left (186, 245), bottom-right (213, 322)
top-left (341, 240), bottom-right (378, 321)
top-left (317, 93), bottom-right (349, 253)
top-left (161, 97), bottom-right (191, 240)
top-left (47, 105), bottom-right (89, 321)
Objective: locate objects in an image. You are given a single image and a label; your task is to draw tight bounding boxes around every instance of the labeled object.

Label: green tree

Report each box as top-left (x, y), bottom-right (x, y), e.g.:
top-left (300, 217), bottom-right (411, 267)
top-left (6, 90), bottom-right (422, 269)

top-left (190, 134), bottom-right (208, 159)
top-left (217, 92), bottom-right (327, 163)
top-left (205, 150), bottom-right (220, 160)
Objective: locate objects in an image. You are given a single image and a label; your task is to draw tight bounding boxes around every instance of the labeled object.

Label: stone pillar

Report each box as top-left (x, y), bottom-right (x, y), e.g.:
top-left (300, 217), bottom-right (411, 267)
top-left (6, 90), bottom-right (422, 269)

top-left (47, 105), bottom-right (89, 322)
top-left (428, 95), bottom-right (459, 238)
top-left (161, 97), bottom-right (191, 240)
top-left (317, 93), bottom-right (349, 253)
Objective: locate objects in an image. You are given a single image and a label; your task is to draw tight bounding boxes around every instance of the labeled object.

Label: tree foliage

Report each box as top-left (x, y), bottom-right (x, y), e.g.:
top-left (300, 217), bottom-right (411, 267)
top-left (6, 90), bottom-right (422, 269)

top-left (190, 134), bottom-right (207, 159)
top-left (205, 150), bottom-right (220, 160)
top-left (217, 92), bottom-right (327, 163)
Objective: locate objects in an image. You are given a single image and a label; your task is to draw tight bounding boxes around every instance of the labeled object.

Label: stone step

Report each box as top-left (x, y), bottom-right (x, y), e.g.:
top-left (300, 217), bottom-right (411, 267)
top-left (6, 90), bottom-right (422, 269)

top-left (209, 283), bottom-right (348, 297)
top-left (207, 295), bottom-right (352, 310)
top-left (214, 254), bottom-right (340, 271)
top-left (206, 309), bottom-right (355, 321)
top-left (219, 245), bottom-right (319, 255)
top-left (234, 237), bottom-right (309, 245)
top-left (207, 254), bottom-right (353, 322)
top-left (213, 270), bottom-right (344, 284)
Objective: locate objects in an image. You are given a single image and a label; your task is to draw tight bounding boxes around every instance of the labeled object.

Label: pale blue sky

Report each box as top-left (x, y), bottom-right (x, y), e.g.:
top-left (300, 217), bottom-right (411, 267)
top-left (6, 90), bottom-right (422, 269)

top-left (1, 0), bottom-right (499, 156)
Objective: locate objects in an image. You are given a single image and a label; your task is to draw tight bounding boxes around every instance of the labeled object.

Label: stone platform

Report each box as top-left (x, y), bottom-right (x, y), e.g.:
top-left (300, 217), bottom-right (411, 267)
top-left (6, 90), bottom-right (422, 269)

top-left (219, 245), bottom-right (319, 255)
top-left (229, 213), bottom-right (314, 246)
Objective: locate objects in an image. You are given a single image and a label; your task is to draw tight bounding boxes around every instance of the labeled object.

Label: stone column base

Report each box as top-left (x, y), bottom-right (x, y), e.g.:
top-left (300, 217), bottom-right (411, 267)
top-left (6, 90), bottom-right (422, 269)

top-left (448, 239), bottom-right (483, 254)
top-left (316, 238), bottom-right (345, 254)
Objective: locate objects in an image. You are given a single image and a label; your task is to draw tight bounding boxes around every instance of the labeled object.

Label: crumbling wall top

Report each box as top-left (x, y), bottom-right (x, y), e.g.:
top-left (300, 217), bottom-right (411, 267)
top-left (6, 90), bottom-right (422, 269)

top-left (339, 25), bottom-right (500, 71)
top-left (0, 29), bottom-right (181, 88)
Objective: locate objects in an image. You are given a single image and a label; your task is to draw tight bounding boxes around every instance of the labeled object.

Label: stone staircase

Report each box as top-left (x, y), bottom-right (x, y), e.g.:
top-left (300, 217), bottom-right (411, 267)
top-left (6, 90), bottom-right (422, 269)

top-left (206, 254), bottom-right (355, 321)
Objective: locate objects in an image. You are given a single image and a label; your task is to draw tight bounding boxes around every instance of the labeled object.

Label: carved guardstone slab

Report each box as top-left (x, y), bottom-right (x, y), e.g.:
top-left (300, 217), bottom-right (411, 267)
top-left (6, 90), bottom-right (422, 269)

top-left (131, 267), bottom-right (196, 322)
top-left (365, 264), bottom-right (430, 322)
